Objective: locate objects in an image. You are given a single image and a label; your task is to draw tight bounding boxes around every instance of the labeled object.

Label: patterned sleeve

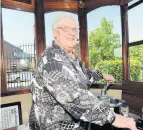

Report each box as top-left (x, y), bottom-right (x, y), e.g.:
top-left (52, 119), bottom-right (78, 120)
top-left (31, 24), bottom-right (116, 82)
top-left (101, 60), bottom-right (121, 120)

top-left (86, 68), bottom-right (103, 82)
top-left (34, 54), bottom-right (115, 126)
top-left (79, 62), bottom-right (103, 83)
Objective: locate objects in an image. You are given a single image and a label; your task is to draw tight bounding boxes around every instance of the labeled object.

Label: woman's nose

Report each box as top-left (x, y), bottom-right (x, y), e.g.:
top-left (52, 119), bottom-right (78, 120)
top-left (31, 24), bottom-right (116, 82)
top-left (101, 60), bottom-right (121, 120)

top-left (68, 30), bottom-right (76, 36)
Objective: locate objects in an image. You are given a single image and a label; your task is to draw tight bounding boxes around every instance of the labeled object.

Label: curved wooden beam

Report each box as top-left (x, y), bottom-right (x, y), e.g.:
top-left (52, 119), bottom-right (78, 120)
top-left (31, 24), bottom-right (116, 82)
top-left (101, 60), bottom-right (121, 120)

top-left (1, 0), bottom-right (34, 12)
top-left (85, 0), bottom-right (132, 13)
top-left (44, 1), bottom-right (78, 13)
top-left (1, 0), bottom-right (132, 13)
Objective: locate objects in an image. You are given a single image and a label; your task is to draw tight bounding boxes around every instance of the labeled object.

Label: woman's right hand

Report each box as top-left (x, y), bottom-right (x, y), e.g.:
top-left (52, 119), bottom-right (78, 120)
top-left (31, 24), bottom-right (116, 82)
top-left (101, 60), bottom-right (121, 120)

top-left (112, 114), bottom-right (138, 130)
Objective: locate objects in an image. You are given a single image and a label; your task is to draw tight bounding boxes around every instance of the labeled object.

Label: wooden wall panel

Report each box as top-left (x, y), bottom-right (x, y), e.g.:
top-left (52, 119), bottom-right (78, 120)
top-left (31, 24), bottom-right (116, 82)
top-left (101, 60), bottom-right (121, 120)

top-left (122, 81), bottom-right (143, 115)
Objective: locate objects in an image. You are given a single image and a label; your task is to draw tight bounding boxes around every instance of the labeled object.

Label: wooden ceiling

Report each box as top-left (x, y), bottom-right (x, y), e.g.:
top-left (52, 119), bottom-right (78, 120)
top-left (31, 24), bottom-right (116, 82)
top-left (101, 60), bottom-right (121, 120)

top-left (2, 0), bottom-right (35, 12)
top-left (43, 0), bottom-right (132, 13)
top-left (44, 0), bottom-right (78, 13)
top-left (1, 0), bottom-right (133, 13)
top-left (85, 0), bottom-right (132, 12)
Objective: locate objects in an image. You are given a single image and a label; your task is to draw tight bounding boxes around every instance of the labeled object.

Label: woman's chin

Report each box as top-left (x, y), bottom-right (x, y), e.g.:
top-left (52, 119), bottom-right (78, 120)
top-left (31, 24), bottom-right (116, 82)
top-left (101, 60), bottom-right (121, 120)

top-left (66, 41), bottom-right (76, 47)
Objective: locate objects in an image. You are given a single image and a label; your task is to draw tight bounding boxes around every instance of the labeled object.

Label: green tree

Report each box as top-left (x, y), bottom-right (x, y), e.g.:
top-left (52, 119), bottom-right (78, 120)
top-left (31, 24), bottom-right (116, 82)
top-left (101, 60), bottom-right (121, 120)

top-left (89, 17), bottom-right (121, 67)
top-left (129, 44), bottom-right (143, 81)
top-left (130, 44), bottom-right (143, 63)
top-left (96, 60), bottom-right (140, 83)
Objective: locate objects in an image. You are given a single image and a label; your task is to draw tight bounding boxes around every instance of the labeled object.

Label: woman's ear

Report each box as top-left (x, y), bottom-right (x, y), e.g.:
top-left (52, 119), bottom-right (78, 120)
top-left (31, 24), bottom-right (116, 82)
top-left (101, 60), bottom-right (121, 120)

top-left (53, 29), bottom-right (60, 43)
top-left (53, 29), bottom-right (58, 39)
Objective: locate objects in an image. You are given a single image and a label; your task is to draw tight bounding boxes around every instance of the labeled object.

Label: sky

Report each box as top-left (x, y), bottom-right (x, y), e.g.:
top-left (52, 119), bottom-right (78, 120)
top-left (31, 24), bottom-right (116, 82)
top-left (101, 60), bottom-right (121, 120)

top-left (2, 1), bottom-right (143, 48)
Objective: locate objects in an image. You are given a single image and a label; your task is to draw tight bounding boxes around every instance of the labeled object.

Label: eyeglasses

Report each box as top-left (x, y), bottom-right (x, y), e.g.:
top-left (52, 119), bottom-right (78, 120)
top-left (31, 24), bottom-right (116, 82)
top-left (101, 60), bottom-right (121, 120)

top-left (57, 26), bottom-right (79, 33)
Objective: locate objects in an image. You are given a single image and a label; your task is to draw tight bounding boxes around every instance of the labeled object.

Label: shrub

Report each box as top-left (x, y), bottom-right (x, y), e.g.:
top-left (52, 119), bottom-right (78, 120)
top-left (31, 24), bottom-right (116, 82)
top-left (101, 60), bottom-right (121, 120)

top-left (95, 60), bottom-right (140, 83)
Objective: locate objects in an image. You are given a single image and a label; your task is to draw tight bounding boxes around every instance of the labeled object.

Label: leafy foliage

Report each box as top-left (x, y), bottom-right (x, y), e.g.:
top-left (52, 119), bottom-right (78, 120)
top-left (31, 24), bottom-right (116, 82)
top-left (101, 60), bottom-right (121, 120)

top-left (129, 44), bottom-right (143, 63)
top-left (96, 60), bottom-right (141, 83)
top-left (88, 17), bottom-right (143, 82)
top-left (89, 17), bottom-right (121, 68)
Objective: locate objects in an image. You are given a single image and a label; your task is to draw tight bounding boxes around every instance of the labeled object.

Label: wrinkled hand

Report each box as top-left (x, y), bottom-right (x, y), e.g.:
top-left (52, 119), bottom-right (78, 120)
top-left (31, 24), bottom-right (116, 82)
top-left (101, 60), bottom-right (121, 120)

top-left (103, 73), bottom-right (115, 83)
top-left (112, 114), bottom-right (138, 130)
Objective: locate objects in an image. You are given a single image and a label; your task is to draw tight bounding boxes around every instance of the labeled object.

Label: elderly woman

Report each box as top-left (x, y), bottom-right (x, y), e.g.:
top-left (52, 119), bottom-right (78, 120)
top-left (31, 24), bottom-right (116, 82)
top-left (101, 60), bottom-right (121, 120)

top-left (29, 15), bottom-right (137, 130)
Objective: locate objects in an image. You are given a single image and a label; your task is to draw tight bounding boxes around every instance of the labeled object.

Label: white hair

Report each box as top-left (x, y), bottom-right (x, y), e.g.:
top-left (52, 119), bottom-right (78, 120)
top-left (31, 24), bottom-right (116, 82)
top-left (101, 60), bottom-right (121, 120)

top-left (52, 14), bottom-right (78, 29)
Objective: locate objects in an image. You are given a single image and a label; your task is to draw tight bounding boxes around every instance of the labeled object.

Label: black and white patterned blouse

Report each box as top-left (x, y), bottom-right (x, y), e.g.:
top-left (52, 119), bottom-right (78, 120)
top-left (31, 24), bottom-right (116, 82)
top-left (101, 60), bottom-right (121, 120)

top-left (29, 43), bottom-right (115, 130)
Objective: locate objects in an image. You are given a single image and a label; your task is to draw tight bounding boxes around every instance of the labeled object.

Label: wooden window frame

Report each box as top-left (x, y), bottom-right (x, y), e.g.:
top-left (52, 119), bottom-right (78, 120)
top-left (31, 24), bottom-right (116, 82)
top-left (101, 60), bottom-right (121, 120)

top-left (1, 0), bottom-right (143, 97)
top-left (121, 2), bottom-right (143, 115)
top-left (1, 8), bottom-right (33, 96)
top-left (1, 0), bottom-right (46, 97)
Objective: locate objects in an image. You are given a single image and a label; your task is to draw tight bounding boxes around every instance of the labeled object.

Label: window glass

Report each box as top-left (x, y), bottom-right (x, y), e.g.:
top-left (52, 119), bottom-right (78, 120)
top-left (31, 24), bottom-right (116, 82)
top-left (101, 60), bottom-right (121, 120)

top-left (128, 3), bottom-right (143, 43)
top-left (2, 8), bottom-right (35, 90)
top-left (129, 44), bottom-right (143, 82)
top-left (87, 6), bottom-right (122, 83)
